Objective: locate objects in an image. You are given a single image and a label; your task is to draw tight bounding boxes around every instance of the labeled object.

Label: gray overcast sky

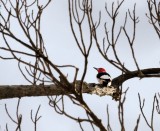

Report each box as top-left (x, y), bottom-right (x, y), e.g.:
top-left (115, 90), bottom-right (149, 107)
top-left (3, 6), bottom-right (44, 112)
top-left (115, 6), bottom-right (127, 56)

top-left (0, 0), bottom-right (160, 131)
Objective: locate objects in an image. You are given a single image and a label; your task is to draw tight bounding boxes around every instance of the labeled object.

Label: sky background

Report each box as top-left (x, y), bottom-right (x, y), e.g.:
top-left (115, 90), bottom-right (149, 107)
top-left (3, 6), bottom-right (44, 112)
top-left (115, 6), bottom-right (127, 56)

top-left (0, 0), bottom-right (160, 130)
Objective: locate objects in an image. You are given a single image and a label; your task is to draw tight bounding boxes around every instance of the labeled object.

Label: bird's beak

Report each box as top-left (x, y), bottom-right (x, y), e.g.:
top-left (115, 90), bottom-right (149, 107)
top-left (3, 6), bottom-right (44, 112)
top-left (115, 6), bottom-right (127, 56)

top-left (93, 67), bottom-right (98, 70)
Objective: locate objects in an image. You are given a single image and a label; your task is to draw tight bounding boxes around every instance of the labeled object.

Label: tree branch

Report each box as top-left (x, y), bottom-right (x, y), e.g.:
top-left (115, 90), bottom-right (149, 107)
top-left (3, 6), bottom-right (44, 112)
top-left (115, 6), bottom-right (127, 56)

top-left (0, 67), bottom-right (160, 100)
top-left (0, 83), bottom-right (116, 100)
top-left (112, 68), bottom-right (160, 88)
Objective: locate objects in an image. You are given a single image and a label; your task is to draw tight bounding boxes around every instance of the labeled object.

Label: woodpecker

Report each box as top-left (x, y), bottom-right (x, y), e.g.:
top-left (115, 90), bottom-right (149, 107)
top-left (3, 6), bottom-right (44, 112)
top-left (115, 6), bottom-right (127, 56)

top-left (94, 67), bottom-right (112, 87)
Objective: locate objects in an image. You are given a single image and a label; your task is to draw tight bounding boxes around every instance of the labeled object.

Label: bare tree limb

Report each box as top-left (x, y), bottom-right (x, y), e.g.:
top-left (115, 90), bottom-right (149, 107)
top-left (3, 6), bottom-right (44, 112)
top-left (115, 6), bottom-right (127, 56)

top-left (5, 98), bottom-right (22, 131)
top-left (0, 67), bottom-right (160, 100)
top-left (106, 105), bottom-right (112, 131)
top-left (138, 93), bottom-right (155, 131)
top-left (134, 114), bottom-right (141, 131)
top-left (0, 83), bottom-right (115, 100)
top-left (31, 105), bottom-right (42, 131)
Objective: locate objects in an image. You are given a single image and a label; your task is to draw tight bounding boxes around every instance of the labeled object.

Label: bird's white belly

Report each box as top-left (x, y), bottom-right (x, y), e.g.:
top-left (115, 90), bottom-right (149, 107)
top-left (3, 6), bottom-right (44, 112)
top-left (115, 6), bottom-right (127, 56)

top-left (97, 79), bottom-right (103, 84)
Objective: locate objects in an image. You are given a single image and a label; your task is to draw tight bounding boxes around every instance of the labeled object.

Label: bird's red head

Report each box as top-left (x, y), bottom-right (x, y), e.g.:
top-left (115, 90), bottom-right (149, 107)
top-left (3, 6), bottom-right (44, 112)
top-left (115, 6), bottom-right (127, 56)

top-left (93, 67), bottom-right (106, 73)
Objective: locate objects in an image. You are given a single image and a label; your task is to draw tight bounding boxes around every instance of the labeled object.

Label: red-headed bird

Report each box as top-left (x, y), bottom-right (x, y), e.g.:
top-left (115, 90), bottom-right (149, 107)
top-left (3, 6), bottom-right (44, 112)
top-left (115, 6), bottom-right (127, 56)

top-left (94, 67), bottom-right (112, 87)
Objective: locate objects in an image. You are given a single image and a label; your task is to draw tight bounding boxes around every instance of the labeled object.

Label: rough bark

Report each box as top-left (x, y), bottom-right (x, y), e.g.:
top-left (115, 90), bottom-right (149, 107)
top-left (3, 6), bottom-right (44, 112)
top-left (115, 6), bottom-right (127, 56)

top-left (0, 83), bottom-right (117, 100)
top-left (0, 68), bottom-right (160, 100)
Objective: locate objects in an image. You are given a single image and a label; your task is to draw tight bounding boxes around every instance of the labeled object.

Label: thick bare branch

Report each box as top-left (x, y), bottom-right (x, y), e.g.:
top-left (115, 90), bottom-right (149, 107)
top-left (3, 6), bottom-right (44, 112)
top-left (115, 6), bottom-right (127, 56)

top-left (0, 83), bottom-right (117, 100)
